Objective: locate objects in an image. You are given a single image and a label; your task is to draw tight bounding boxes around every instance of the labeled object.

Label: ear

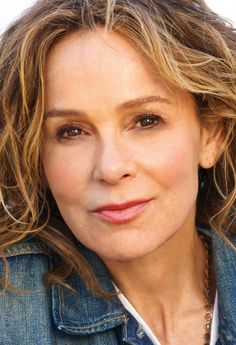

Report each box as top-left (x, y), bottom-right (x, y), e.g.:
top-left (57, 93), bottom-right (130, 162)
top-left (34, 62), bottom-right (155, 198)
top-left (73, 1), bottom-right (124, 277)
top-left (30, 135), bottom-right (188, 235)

top-left (199, 123), bottom-right (224, 169)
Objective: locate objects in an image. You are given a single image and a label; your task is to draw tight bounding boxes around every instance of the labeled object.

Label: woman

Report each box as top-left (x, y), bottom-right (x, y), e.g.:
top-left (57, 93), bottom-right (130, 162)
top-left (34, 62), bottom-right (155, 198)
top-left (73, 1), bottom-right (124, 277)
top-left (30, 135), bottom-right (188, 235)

top-left (0, 0), bottom-right (235, 344)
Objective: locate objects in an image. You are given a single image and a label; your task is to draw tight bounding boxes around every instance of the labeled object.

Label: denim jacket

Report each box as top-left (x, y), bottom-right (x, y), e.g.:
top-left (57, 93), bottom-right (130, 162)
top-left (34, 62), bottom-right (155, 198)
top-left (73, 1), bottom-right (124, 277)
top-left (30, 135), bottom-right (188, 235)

top-left (1, 229), bottom-right (236, 345)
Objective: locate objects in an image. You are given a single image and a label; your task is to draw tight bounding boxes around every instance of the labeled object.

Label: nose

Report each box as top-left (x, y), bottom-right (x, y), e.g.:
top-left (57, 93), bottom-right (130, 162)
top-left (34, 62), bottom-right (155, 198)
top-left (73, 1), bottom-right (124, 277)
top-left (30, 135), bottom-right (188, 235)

top-left (93, 136), bottom-right (136, 185)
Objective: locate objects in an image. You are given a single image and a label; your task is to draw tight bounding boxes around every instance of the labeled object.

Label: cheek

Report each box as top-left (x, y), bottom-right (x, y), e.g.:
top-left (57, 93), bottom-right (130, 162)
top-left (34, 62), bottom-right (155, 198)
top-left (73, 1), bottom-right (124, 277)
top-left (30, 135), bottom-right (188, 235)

top-left (161, 145), bottom-right (197, 183)
top-left (42, 144), bottom-right (91, 201)
top-left (138, 130), bottom-right (201, 191)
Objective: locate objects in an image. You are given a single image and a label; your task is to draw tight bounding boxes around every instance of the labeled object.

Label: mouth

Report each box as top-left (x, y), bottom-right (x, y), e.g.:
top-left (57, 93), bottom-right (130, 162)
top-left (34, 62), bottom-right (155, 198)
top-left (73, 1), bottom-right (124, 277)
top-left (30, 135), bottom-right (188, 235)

top-left (92, 199), bottom-right (153, 224)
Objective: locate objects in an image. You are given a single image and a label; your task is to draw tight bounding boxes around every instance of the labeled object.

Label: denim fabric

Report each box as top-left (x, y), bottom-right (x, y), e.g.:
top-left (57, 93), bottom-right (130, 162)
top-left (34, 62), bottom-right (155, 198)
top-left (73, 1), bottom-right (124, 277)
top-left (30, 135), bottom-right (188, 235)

top-left (0, 229), bottom-right (236, 345)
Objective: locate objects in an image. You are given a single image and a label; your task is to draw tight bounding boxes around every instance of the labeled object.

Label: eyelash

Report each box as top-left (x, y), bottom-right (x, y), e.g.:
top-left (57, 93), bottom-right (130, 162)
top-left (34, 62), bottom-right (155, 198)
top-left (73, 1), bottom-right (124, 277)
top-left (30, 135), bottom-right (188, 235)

top-left (56, 114), bottom-right (162, 140)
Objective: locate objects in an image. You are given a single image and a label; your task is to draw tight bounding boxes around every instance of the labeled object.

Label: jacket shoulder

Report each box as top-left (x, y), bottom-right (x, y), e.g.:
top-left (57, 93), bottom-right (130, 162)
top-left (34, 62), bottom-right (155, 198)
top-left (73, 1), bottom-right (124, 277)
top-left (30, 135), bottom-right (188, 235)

top-left (0, 240), bottom-right (56, 344)
top-left (0, 239), bottom-right (51, 291)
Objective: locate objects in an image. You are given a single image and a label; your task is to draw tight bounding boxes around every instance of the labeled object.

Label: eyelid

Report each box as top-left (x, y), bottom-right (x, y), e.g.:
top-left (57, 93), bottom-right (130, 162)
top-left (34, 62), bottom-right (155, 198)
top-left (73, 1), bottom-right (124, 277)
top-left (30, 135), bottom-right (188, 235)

top-left (135, 113), bottom-right (161, 120)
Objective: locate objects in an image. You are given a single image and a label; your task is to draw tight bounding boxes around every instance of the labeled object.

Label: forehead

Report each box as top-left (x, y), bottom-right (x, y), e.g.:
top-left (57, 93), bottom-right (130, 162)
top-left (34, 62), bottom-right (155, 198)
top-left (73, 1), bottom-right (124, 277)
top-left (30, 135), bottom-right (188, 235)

top-left (45, 28), bottom-right (195, 117)
top-left (47, 31), bottom-right (161, 91)
top-left (48, 29), bottom-right (140, 62)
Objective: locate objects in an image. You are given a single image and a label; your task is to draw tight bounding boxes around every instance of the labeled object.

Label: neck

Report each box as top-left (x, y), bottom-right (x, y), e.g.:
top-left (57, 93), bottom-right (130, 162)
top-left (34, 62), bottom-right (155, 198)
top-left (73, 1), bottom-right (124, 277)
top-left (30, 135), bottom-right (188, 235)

top-left (102, 226), bottom-right (206, 321)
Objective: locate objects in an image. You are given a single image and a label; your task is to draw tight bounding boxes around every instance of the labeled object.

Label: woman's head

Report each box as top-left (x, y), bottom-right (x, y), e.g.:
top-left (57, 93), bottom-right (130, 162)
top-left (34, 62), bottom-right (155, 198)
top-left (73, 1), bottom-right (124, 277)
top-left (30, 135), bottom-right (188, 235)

top-left (42, 28), bottom-right (221, 260)
top-left (0, 0), bottom-right (235, 283)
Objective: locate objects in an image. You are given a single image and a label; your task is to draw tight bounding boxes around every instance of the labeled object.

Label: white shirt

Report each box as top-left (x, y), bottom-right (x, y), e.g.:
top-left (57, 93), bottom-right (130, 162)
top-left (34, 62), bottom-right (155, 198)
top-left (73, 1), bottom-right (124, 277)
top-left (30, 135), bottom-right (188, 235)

top-left (116, 288), bottom-right (219, 345)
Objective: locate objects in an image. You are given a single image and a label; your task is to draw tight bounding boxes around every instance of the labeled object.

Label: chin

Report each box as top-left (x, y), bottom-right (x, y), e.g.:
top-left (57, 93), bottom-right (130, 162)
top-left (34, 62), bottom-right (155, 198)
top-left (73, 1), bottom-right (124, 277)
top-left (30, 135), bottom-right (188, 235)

top-left (91, 238), bottom-right (162, 262)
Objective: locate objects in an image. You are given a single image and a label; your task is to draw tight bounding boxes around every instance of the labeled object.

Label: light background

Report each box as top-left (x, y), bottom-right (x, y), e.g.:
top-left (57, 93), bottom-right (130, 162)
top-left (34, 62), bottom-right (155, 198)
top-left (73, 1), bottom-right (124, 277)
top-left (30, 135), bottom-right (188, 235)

top-left (0, 0), bottom-right (236, 34)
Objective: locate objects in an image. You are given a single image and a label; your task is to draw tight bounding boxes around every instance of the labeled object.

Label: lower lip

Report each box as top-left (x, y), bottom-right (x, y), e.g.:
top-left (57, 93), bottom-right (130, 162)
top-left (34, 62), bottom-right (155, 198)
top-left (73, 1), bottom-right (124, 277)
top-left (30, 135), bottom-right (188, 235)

top-left (94, 201), bottom-right (151, 224)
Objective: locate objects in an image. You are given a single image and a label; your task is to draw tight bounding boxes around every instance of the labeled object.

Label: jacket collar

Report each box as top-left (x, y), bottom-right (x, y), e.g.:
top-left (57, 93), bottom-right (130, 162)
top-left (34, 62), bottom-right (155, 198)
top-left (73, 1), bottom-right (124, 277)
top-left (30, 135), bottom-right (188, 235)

top-left (51, 229), bottom-right (236, 343)
top-left (51, 242), bottom-right (127, 336)
top-left (211, 229), bottom-right (236, 345)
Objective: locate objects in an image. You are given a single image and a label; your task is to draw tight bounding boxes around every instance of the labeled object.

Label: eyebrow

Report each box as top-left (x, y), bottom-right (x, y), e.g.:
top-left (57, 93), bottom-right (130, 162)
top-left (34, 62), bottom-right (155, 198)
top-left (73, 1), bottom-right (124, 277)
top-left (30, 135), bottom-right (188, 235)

top-left (45, 95), bottom-right (171, 118)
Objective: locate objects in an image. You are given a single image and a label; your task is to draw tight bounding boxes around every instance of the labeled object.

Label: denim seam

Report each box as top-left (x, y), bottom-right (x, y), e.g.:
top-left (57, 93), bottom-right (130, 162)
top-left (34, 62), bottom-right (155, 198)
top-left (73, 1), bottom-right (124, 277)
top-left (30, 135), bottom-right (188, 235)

top-left (2, 248), bottom-right (50, 257)
top-left (60, 315), bottom-right (127, 330)
top-left (124, 314), bottom-right (128, 341)
top-left (58, 283), bottom-right (64, 329)
top-left (1, 242), bottom-right (51, 257)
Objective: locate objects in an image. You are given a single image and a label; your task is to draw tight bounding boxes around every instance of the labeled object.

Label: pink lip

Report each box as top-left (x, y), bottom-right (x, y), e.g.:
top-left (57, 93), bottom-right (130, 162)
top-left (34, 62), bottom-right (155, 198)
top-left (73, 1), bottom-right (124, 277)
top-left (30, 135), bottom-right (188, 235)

top-left (92, 199), bottom-right (152, 224)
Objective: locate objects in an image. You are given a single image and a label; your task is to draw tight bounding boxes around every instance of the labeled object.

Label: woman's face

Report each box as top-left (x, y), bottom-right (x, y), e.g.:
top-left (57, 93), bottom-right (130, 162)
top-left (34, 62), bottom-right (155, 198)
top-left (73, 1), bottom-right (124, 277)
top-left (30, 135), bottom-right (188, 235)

top-left (43, 29), bottom-right (218, 261)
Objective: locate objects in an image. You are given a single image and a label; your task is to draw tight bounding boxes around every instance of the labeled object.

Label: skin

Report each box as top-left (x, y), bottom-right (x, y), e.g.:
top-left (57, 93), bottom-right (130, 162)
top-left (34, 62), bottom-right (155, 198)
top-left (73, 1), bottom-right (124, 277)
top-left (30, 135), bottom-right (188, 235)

top-left (43, 29), bottom-right (221, 344)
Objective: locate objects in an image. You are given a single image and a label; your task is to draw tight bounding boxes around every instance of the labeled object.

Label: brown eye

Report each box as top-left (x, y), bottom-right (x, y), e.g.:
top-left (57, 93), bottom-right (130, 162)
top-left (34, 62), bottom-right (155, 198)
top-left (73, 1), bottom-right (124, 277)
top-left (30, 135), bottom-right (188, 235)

top-left (136, 114), bottom-right (161, 128)
top-left (57, 125), bottom-right (85, 140)
top-left (66, 128), bottom-right (82, 137)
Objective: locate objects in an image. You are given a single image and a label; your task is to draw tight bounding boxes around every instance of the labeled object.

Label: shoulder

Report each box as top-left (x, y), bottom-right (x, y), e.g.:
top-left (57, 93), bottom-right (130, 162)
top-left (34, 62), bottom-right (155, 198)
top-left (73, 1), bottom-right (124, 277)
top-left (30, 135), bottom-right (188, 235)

top-left (0, 239), bottom-right (56, 344)
top-left (0, 238), bottom-right (52, 291)
top-left (0, 239), bottom-right (122, 345)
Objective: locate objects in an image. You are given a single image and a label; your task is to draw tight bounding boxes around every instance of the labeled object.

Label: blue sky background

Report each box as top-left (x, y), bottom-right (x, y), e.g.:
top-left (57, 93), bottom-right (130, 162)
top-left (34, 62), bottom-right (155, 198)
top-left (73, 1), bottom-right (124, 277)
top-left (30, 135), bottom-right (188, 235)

top-left (0, 0), bottom-right (235, 34)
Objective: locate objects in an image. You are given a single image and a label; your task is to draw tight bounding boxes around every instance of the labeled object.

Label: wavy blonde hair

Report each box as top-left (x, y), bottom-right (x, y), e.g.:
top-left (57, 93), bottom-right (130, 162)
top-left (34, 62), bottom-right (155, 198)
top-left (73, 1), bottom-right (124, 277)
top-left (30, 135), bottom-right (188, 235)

top-left (0, 0), bottom-right (235, 293)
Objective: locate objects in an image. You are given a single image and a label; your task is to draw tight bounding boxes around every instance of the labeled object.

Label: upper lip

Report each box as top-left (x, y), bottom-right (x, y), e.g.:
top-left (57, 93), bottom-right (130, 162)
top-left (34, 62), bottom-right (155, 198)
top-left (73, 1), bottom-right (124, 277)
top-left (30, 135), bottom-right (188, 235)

top-left (92, 199), bottom-right (153, 212)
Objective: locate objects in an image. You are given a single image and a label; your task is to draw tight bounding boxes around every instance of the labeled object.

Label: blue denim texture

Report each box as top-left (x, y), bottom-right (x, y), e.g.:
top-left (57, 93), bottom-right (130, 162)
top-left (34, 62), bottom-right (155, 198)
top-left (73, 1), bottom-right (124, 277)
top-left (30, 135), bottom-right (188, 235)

top-left (0, 228), bottom-right (236, 345)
